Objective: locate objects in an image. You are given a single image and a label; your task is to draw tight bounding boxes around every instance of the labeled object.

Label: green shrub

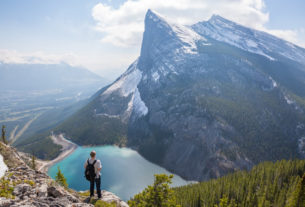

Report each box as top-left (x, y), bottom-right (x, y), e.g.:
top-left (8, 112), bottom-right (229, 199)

top-left (78, 190), bottom-right (90, 197)
top-left (0, 177), bottom-right (15, 199)
top-left (24, 179), bottom-right (35, 187)
top-left (128, 174), bottom-right (180, 207)
top-left (94, 200), bottom-right (116, 207)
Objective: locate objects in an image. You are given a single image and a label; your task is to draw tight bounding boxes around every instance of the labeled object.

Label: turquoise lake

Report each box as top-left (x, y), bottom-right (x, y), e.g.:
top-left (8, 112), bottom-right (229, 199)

top-left (48, 146), bottom-right (190, 201)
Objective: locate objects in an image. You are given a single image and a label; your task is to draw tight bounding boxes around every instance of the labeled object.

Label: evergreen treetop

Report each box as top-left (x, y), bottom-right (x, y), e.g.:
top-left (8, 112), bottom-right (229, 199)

top-left (55, 166), bottom-right (68, 188)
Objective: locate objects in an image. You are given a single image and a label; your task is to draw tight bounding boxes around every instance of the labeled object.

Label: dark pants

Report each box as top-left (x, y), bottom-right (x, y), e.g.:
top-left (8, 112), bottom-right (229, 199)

top-left (90, 177), bottom-right (101, 198)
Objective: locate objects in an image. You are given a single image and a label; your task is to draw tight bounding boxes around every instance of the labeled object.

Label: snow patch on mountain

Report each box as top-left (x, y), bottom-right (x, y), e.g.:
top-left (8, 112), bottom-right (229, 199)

top-left (284, 95), bottom-right (294, 105)
top-left (124, 87), bottom-right (148, 118)
top-left (152, 71), bottom-right (160, 82)
top-left (103, 61), bottom-right (142, 97)
top-left (132, 88), bottom-right (148, 116)
top-left (96, 113), bottom-right (120, 119)
top-left (171, 24), bottom-right (203, 54)
top-left (192, 16), bottom-right (275, 61)
top-left (0, 154), bottom-right (8, 178)
top-left (269, 76), bottom-right (278, 88)
top-left (102, 60), bottom-right (148, 117)
top-left (298, 137), bottom-right (305, 156)
top-left (246, 39), bottom-right (258, 48)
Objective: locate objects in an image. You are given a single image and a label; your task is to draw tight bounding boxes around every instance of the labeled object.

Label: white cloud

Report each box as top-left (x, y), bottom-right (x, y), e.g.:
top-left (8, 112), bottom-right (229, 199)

top-left (91, 0), bottom-right (305, 48)
top-left (266, 29), bottom-right (299, 43)
top-left (0, 49), bottom-right (137, 80)
top-left (265, 28), bottom-right (305, 48)
top-left (0, 49), bottom-right (80, 66)
top-left (92, 0), bottom-right (269, 47)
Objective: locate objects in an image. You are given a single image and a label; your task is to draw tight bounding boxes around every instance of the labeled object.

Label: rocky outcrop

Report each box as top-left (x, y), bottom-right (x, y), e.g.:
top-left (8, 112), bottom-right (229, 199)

top-left (0, 142), bottom-right (129, 207)
top-left (0, 165), bottom-right (91, 207)
top-left (100, 191), bottom-right (129, 207)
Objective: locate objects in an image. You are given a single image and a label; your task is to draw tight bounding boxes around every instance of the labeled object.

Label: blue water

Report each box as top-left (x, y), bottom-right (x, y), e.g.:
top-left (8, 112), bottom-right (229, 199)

top-left (48, 146), bottom-right (190, 201)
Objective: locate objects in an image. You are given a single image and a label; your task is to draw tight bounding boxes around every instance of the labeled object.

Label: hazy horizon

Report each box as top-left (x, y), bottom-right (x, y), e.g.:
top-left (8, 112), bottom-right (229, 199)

top-left (1, 0), bottom-right (305, 80)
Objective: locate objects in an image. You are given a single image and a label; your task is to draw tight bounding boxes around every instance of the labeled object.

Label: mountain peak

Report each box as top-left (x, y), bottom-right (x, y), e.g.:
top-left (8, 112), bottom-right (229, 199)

top-left (145, 9), bottom-right (165, 21)
top-left (208, 14), bottom-right (236, 26)
top-left (144, 9), bottom-right (171, 31)
top-left (210, 14), bottom-right (225, 20)
top-left (140, 9), bottom-right (204, 69)
top-left (140, 9), bottom-right (173, 69)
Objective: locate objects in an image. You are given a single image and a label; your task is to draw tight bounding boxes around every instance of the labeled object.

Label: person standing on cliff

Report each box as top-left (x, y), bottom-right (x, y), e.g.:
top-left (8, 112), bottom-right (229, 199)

top-left (84, 150), bottom-right (102, 198)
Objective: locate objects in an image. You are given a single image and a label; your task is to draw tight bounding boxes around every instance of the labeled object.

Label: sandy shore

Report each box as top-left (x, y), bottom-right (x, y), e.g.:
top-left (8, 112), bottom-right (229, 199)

top-left (37, 134), bottom-right (78, 173)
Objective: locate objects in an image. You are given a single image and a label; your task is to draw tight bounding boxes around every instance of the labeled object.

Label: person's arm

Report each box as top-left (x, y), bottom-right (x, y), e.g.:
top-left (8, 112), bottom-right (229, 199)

top-left (97, 160), bottom-right (102, 172)
top-left (84, 160), bottom-right (88, 169)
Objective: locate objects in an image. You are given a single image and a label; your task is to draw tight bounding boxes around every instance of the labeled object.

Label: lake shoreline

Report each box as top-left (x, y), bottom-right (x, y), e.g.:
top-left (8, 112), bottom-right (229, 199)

top-left (38, 137), bottom-right (196, 186)
top-left (38, 137), bottom-right (131, 174)
top-left (47, 145), bottom-right (191, 201)
top-left (37, 134), bottom-right (78, 173)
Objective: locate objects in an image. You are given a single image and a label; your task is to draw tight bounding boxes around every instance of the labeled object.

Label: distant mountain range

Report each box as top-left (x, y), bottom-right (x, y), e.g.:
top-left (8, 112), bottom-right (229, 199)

top-left (21, 10), bottom-right (305, 181)
top-left (0, 62), bottom-right (105, 91)
top-left (0, 63), bottom-right (107, 154)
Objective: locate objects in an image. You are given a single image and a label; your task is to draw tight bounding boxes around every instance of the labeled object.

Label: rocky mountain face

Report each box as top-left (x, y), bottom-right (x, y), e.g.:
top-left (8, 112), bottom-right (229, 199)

top-left (0, 142), bottom-right (128, 207)
top-left (56, 10), bottom-right (305, 181)
top-left (192, 15), bottom-right (305, 65)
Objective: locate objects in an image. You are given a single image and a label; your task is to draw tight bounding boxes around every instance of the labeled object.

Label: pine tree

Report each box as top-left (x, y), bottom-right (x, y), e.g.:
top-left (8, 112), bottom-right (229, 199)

top-left (55, 167), bottom-right (68, 188)
top-left (1, 125), bottom-right (7, 144)
top-left (215, 196), bottom-right (228, 207)
top-left (197, 195), bottom-right (201, 207)
top-left (297, 174), bottom-right (305, 207)
top-left (287, 173), bottom-right (305, 207)
top-left (31, 153), bottom-right (36, 170)
top-left (228, 199), bottom-right (237, 207)
top-left (128, 174), bottom-right (181, 207)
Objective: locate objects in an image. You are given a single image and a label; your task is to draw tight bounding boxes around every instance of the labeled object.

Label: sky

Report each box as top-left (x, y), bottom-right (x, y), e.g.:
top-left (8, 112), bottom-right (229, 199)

top-left (0, 0), bottom-right (304, 80)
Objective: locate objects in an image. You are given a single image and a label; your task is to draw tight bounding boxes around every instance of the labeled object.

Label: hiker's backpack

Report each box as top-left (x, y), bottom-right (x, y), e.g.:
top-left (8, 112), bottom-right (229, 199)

top-left (85, 159), bottom-right (96, 181)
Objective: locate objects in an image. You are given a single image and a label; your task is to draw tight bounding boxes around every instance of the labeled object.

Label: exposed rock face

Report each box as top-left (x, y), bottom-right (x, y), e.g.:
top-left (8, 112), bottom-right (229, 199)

top-left (0, 163), bottom-right (92, 207)
top-left (0, 143), bottom-right (129, 207)
top-left (101, 190), bottom-right (129, 207)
